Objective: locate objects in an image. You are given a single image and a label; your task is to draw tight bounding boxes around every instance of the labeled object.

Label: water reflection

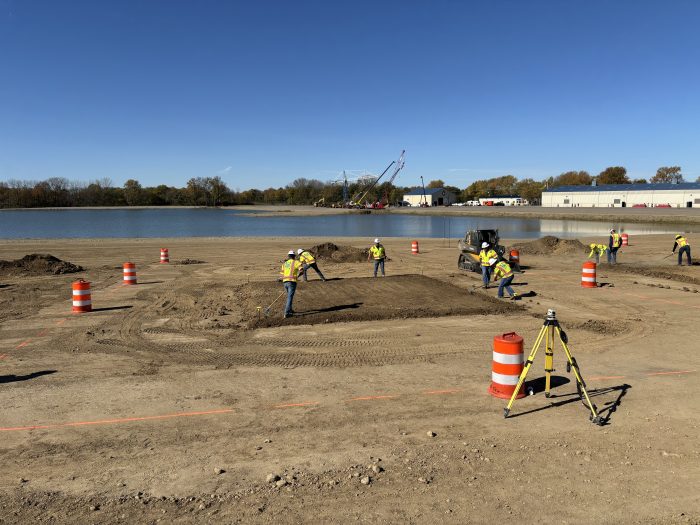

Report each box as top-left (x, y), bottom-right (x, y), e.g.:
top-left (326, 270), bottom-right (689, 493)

top-left (0, 208), bottom-right (691, 240)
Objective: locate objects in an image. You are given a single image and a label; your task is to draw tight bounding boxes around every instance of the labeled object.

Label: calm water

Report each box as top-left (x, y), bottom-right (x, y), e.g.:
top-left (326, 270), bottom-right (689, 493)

top-left (0, 208), bottom-right (690, 240)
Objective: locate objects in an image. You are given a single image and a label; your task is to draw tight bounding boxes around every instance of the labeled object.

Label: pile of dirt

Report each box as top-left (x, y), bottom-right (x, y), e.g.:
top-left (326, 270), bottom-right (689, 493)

top-left (309, 243), bottom-right (368, 263)
top-left (512, 236), bottom-right (586, 256)
top-left (0, 254), bottom-right (84, 276)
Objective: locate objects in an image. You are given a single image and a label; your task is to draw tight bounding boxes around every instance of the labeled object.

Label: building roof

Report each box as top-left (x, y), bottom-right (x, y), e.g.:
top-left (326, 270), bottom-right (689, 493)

top-left (403, 187), bottom-right (456, 196)
top-left (544, 182), bottom-right (700, 193)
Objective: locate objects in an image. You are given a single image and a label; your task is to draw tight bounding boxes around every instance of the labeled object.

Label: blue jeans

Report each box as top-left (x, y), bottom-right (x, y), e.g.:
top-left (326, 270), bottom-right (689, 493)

top-left (481, 266), bottom-right (491, 286)
top-left (284, 281), bottom-right (297, 316)
top-left (373, 259), bottom-right (385, 277)
top-left (678, 245), bottom-right (692, 265)
top-left (498, 275), bottom-right (515, 298)
top-left (607, 247), bottom-right (618, 264)
top-left (302, 262), bottom-right (325, 281)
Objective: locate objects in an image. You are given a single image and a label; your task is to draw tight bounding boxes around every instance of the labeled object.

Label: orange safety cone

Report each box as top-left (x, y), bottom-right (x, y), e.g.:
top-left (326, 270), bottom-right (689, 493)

top-left (123, 262), bottom-right (137, 285)
top-left (621, 233), bottom-right (629, 246)
top-left (72, 279), bottom-right (92, 313)
top-left (160, 248), bottom-right (169, 263)
top-left (411, 241), bottom-right (419, 254)
top-left (488, 332), bottom-right (526, 399)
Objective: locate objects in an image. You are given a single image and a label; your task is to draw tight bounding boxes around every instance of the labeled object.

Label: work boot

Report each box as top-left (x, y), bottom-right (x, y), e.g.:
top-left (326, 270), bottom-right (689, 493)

top-left (510, 294), bottom-right (519, 300)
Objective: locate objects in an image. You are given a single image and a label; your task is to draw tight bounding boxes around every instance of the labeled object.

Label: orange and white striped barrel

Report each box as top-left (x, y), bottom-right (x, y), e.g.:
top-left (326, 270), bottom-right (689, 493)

top-left (581, 261), bottom-right (596, 288)
top-left (488, 332), bottom-right (526, 399)
top-left (72, 279), bottom-right (92, 313)
top-left (160, 248), bottom-right (169, 263)
top-left (621, 233), bottom-right (629, 246)
top-left (411, 241), bottom-right (419, 254)
top-left (509, 249), bottom-right (520, 265)
top-left (123, 262), bottom-right (137, 285)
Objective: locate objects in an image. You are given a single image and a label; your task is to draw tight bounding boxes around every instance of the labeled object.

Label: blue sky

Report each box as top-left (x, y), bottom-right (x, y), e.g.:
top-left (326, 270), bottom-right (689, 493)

top-left (1, 0), bottom-right (699, 190)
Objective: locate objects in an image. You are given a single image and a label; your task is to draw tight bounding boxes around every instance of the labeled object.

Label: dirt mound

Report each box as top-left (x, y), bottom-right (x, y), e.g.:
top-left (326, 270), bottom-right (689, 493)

top-left (0, 254), bottom-right (84, 276)
top-left (512, 236), bottom-right (586, 256)
top-left (309, 243), bottom-right (368, 263)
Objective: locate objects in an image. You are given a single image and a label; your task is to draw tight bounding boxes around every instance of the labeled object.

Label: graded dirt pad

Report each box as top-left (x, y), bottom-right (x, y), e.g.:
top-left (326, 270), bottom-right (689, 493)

top-left (604, 262), bottom-right (700, 286)
top-left (0, 254), bottom-right (83, 276)
top-left (308, 242), bottom-right (368, 263)
top-left (512, 235), bottom-right (586, 256)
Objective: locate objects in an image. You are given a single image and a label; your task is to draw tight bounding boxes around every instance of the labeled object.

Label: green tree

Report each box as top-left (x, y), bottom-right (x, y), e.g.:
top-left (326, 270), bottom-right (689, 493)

top-left (650, 166), bottom-right (683, 184)
top-left (515, 178), bottom-right (544, 204)
top-left (123, 179), bottom-right (143, 206)
top-left (632, 178), bottom-right (647, 184)
top-left (427, 179), bottom-right (445, 188)
top-left (597, 166), bottom-right (630, 185)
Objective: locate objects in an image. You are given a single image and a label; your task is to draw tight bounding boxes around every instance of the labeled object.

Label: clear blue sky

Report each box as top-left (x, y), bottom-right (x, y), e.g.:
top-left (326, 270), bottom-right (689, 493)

top-left (2, 0), bottom-right (699, 190)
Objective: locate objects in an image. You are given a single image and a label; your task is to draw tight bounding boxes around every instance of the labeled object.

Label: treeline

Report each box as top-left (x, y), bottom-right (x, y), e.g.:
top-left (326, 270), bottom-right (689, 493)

top-left (1, 166), bottom-right (696, 208)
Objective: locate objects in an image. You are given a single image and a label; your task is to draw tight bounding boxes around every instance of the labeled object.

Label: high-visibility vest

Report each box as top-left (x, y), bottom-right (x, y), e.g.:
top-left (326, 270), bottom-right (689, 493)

top-left (370, 245), bottom-right (385, 260)
top-left (299, 251), bottom-right (316, 264)
top-left (280, 259), bottom-right (302, 282)
top-left (494, 261), bottom-right (513, 279)
top-left (612, 233), bottom-right (621, 248)
top-left (676, 236), bottom-right (688, 247)
top-left (589, 244), bottom-right (607, 257)
top-left (479, 249), bottom-right (497, 266)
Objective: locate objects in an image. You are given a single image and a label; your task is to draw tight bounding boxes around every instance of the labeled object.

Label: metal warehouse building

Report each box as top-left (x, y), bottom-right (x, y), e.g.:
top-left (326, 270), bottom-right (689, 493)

top-left (542, 182), bottom-right (700, 208)
top-left (403, 187), bottom-right (457, 207)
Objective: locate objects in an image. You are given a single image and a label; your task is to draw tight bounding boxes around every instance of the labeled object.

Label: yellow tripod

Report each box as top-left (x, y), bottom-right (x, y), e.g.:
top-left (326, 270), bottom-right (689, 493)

top-left (504, 309), bottom-right (602, 425)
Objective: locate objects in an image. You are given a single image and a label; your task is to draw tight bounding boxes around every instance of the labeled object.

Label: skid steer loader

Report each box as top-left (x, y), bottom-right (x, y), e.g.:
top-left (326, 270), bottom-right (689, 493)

top-left (457, 229), bottom-right (506, 272)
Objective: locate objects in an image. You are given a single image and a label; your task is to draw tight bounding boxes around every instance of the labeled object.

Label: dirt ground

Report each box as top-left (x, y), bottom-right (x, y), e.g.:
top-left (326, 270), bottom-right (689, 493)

top-left (1, 234), bottom-right (699, 524)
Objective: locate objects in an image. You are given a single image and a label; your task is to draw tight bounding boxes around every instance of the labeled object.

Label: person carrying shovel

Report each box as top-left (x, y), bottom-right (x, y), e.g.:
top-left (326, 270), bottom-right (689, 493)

top-left (279, 250), bottom-right (304, 318)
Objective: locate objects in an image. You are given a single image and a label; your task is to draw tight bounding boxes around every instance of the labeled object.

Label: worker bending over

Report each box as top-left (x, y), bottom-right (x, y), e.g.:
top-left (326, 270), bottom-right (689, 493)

top-left (492, 259), bottom-right (518, 300)
top-left (672, 235), bottom-right (692, 266)
top-left (297, 248), bottom-right (326, 281)
top-left (280, 250), bottom-right (304, 318)
top-left (588, 243), bottom-right (608, 264)
top-left (368, 238), bottom-right (387, 277)
top-left (479, 242), bottom-right (498, 288)
top-left (608, 229), bottom-right (622, 264)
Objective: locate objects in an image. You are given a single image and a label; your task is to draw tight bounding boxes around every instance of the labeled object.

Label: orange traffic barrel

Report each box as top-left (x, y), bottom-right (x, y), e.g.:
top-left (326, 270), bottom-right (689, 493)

top-left (488, 332), bottom-right (526, 399)
top-left (581, 261), bottom-right (596, 288)
top-left (411, 241), bottom-right (419, 254)
top-left (509, 249), bottom-right (520, 265)
top-left (621, 233), bottom-right (629, 246)
top-left (160, 248), bottom-right (169, 263)
top-left (123, 262), bottom-right (137, 285)
top-left (72, 279), bottom-right (92, 313)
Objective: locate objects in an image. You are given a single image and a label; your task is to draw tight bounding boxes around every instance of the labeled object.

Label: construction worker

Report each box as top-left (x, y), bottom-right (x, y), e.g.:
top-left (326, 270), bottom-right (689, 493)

top-left (297, 248), bottom-right (326, 281)
top-left (588, 243), bottom-right (608, 264)
top-left (608, 229), bottom-right (622, 264)
top-left (368, 238), bottom-right (386, 277)
top-left (279, 250), bottom-right (304, 318)
top-left (492, 259), bottom-right (518, 300)
top-left (479, 242), bottom-right (498, 288)
top-left (672, 235), bottom-right (692, 266)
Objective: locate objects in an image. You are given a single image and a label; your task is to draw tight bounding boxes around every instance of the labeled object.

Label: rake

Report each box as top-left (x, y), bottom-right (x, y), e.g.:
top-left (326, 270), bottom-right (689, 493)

top-left (263, 290), bottom-right (286, 316)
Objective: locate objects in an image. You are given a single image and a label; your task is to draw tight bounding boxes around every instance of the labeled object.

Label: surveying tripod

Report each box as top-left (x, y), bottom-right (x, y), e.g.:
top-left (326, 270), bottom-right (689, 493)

top-left (504, 309), bottom-right (602, 425)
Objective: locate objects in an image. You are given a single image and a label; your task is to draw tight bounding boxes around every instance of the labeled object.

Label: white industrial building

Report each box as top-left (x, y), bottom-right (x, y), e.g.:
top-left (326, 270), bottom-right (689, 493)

top-left (403, 187), bottom-right (457, 206)
top-left (542, 182), bottom-right (700, 208)
top-left (478, 196), bottom-right (527, 206)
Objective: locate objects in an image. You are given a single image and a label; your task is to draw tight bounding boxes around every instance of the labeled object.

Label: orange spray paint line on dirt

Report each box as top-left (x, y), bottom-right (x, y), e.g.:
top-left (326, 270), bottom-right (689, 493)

top-left (646, 370), bottom-right (696, 377)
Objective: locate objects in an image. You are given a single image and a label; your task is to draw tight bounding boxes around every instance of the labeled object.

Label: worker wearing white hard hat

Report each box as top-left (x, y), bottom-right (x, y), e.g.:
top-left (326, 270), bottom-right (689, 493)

top-left (279, 249), bottom-right (305, 318)
top-left (368, 238), bottom-right (387, 277)
top-left (479, 241), bottom-right (498, 289)
top-left (608, 229), bottom-right (622, 265)
top-left (296, 248), bottom-right (326, 282)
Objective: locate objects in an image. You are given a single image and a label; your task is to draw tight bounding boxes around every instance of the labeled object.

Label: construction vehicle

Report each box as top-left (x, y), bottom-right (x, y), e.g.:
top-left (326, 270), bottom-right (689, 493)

top-left (457, 229), bottom-right (506, 272)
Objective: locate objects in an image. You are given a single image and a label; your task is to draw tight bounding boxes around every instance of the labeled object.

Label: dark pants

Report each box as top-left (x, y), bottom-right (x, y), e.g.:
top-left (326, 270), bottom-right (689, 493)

top-left (302, 262), bottom-right (325, 281)
top-left (498, 275), bottom-right (515, 298)
top-left (678, 245), bottom-right (692, 265)
top-left (284, 281), bottom-right (296, 317)
top-left (373, 259), bottom-right (385, 277)
top-left (481, 266), bottom-right (491, 287)
top-left (607, 246), bottom-right (619, 264)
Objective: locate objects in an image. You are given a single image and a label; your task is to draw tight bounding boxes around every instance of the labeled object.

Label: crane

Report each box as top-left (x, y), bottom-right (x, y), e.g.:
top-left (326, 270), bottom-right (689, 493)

top-left (352, 150), bottom-right (406, 207)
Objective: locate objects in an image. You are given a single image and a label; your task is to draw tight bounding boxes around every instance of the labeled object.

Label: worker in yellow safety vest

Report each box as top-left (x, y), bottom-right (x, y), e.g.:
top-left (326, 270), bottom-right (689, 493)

top-left (608, 229), bottom-right (622, 264)
top-left (368, 238), bottom-right (387, 277)
top-left (492, 260), bottom-right (518, 300)
top-left (279, 250), bottom-right (304, 318)
top-left (588, 243), bottom-right (608, 264)
top-left (672, 235), bottom-right (692, 266)
top-left (297, 248), bottom-right (326, 281)
top-left (479, 242), bottom-right (498, 288)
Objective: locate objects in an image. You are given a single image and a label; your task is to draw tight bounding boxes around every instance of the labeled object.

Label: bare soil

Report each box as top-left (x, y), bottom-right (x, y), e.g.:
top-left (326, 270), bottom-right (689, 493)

top-left (511, 236), bottom-right (586, 256)
top-left (309, 242), bottom-right (368, 263)
top-left (0, 254), bottom-right (83, 276)
top-left (0, 235), bottom-right (698, 524)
